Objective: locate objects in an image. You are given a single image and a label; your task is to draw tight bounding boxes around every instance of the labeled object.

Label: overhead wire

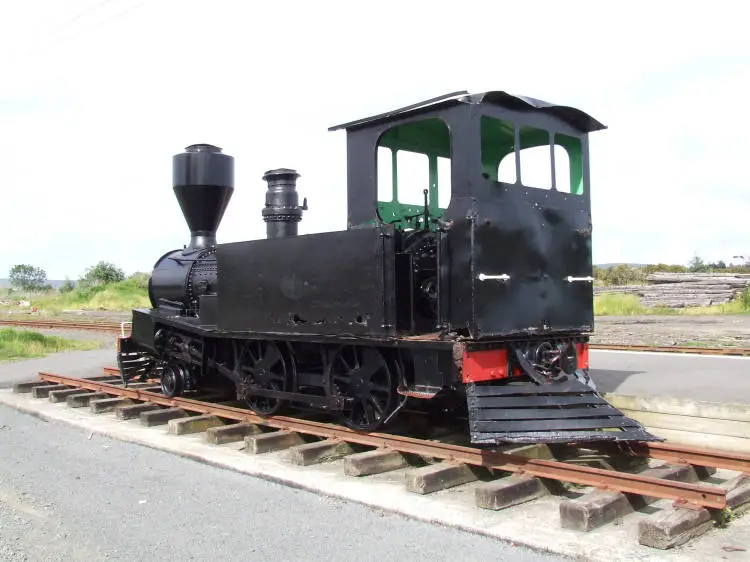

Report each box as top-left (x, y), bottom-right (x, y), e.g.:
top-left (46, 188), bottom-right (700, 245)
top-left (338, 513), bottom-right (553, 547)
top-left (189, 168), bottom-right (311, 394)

top-left (8, 0), bottom-right (151, 65)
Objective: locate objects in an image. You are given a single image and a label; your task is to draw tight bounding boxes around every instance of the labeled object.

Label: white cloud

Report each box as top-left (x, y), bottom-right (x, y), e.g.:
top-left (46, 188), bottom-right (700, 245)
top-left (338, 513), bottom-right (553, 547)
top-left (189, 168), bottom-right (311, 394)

top-left (1, 0), bottom-right (748, 278)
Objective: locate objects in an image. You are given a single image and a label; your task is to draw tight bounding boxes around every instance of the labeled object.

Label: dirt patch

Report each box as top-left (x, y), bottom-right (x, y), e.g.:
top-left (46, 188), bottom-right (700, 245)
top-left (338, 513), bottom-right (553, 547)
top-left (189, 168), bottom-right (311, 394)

top-left (591, 315), bottom-right (750, 347)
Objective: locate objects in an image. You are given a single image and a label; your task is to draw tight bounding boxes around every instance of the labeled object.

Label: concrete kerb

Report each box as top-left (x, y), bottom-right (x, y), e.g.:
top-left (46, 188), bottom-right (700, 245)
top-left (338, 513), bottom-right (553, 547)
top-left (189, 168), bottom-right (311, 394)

top-left (605, 393), bottom-right (750, 454)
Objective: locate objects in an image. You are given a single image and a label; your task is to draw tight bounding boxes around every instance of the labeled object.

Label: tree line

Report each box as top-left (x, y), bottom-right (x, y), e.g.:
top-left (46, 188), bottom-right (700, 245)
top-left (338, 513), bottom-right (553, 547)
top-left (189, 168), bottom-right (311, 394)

top-left (594, 255), bottom-right (750, 286)
top-left (7, 261), bottom-right (128, 294)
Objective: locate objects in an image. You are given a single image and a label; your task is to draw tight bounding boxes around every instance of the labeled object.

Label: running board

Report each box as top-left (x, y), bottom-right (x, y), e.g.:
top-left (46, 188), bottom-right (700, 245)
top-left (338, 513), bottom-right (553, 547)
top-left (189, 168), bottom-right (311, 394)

top-left (466, 379), bottom-right (662, 444)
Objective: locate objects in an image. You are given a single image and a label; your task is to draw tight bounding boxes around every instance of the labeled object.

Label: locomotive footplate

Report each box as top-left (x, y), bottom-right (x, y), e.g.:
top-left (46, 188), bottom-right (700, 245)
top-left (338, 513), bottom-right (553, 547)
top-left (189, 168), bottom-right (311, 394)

top-left (466, 379), bottom-right (662, 444)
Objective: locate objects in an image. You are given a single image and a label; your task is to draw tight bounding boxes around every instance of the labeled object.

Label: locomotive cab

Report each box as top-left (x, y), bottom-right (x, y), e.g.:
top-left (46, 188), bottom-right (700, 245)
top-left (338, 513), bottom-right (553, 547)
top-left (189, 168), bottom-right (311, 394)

top-left (331, 90), bottom-right (602, 340)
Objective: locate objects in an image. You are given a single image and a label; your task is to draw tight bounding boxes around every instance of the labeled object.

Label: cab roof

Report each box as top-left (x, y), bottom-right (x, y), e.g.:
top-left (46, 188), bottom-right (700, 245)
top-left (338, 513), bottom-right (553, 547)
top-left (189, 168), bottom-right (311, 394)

top-left (328, 90), bottom-right (606, 134)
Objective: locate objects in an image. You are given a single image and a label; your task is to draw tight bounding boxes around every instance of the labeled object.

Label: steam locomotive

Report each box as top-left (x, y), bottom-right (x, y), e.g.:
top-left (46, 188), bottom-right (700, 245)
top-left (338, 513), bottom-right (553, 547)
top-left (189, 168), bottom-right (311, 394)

top-left (117, 90), bottom-right (658, 444)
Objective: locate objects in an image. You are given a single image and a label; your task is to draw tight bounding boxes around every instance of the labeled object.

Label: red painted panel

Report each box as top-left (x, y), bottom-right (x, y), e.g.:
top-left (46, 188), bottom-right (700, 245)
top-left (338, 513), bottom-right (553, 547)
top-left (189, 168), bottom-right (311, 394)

top-left (576, 343), bottom-right (589, 370)
top-left (462, 348), bottom-right (509, 383)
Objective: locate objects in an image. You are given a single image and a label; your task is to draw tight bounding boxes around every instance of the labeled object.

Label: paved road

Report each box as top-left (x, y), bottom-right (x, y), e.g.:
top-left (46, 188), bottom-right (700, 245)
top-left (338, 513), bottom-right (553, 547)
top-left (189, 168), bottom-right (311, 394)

top-left (0, 349), bottom-right (113, 390)
top-left (0, 405), bottom-right (563, 562)
top-left (591, 350), bottom-right (750, 403)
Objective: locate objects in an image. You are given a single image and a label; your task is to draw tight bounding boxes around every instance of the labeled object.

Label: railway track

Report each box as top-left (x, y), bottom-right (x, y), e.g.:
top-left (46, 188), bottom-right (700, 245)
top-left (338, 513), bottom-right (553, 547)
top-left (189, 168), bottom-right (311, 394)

top-left (2, 318), bottom-right (749, 357)
top-left (0, 318), bottom-right (125, 333)
top-left (6, 368), bottom-right (750, 553)
top-left (591, 343), bottom-right (750, 357)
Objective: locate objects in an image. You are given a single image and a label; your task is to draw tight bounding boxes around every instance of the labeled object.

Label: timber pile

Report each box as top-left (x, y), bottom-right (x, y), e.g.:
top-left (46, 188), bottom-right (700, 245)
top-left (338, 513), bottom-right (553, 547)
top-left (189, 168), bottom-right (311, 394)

top-left (595, 272), bottom-right (750, 308)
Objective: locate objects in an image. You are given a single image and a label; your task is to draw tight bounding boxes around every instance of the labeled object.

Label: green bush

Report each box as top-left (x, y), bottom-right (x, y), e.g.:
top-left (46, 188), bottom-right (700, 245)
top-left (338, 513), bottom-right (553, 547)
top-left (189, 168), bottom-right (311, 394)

top-left (593, 265), bottom-right (646, 286)
top-left (643, 263), bottom-right (688, 274)
top-left (79, 261), bottom-right (126, 289)
top-left (14, 275), bottom-right (150, 313)
top-left (59, 278), bottom-right (75, 293)
top-left (127, 272), bottom-right (150, 290)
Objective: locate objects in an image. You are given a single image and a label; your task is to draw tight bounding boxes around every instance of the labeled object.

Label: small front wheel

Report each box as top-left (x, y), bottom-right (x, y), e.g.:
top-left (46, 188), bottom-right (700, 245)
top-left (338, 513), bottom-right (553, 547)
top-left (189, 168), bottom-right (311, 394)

top-left (161, 363), bottom-right (187, 397)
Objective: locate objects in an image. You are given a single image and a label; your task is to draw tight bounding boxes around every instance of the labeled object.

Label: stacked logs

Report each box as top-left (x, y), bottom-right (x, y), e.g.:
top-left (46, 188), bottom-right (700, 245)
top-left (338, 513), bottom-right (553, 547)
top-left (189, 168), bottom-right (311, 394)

top-left (595, 272), bottom-right (750, 308)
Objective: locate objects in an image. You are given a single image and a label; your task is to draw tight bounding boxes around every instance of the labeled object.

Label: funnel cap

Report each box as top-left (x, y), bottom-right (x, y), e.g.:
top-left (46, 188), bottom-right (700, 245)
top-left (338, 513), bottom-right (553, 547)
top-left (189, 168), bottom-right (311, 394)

top-left (173, 144), bottom-right (234, 248)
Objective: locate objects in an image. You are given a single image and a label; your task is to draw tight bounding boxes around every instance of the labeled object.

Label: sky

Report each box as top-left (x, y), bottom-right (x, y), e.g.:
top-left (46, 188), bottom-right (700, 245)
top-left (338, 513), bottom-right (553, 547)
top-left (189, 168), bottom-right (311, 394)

top-left (1, 0), bottom-right (748, 279)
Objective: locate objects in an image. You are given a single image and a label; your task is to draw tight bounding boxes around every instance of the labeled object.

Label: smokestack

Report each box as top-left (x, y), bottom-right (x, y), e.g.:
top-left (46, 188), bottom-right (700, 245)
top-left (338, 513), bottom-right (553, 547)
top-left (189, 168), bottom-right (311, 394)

top-left (172, 144), bottom-right (234, 249)
top-left (261, 168), bottom-right (307, 239)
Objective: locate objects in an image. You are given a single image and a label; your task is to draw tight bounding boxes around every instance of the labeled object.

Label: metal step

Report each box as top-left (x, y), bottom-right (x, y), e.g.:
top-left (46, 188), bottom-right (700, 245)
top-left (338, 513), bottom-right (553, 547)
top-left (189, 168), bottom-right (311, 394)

top-left (117, 351), bottom-right (155, 386)
top-left (467, 379), bottom-right (662, 444)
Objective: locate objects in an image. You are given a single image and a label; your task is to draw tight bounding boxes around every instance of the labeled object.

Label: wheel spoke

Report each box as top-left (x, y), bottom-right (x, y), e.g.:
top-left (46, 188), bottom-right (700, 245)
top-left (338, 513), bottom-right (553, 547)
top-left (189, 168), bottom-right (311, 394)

top-left (369, 395), bottom-right (384, 418)
top-left (332, 371), bottom-right (349, 380)
top-left (257, 344), bottom-right (282, 372)
top-left (357, 351), bottom-right (382, 381)
top-left (339, 351), bottom-right (354, 373)
top-left (359, 399), bottom-right (371, 426)
top-left (369, 382), bottom-right (390, 394)
top-left (248, 342), bottom-right (261, 364)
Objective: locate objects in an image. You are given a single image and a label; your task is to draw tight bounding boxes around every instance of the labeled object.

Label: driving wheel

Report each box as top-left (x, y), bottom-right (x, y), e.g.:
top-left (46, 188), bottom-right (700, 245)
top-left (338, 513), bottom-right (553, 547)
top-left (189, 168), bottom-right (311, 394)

top-left (328, 345), bottom-right (395, 431)
top-left (238, 340), bottom-right (290, 416)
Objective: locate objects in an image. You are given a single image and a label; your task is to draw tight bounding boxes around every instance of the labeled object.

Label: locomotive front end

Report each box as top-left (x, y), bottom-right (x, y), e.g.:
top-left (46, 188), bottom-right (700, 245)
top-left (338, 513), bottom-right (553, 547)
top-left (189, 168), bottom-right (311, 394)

top-left (146, 144), bottom-right (234, 319)
top-left (117, 144), bottom-right (234, 386)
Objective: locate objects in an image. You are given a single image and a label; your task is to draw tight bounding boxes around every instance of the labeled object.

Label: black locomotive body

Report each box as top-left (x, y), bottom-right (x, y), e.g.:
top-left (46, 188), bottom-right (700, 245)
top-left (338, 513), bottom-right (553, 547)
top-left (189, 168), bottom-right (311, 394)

top-left (118, 91), bottom-right (657, 444)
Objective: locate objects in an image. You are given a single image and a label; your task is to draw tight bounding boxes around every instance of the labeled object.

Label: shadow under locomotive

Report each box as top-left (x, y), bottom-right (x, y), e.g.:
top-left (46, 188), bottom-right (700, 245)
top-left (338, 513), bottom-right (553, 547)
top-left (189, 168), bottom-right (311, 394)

top-left (118, 90), bottom-right (660, 445)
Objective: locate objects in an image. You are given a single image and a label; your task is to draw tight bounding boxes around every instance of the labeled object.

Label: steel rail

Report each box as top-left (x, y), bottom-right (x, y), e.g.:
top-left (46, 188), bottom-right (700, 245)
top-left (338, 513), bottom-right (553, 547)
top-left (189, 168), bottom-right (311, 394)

top-left (37, 371), bottom-right (729, 509)
top-left (0, 319), bottom-right (122, 333)
top-left (642, 442), bottom-right (750, 475)
top-left (590, 343), bottom-right (750, 356)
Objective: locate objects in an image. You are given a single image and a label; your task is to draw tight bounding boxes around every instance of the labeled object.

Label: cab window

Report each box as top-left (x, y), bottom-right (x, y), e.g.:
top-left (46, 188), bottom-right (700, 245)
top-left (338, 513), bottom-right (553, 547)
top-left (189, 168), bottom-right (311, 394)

top-left (480, 115), bottom-right (584, 195)
top-left (376, 118), bottom-right (451, 230)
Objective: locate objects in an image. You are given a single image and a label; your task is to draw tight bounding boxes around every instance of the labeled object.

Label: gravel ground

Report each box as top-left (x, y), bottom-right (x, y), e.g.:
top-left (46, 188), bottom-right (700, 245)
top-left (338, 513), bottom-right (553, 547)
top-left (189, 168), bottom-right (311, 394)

top-left (0, 406), bottom-right (564, 562)
top-left (590, 315), bottom-right (750, 347)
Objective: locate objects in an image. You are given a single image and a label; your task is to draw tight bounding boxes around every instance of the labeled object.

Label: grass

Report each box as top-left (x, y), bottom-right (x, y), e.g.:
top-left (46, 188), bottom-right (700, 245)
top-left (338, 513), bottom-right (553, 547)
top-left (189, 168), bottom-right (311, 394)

top-left (595, 294), bottom-right (663, 316)
top-left (0, 328), bottom-right (101, 362)
top-left (1, 276), bottom-right (150, 314)
top-left (594, 289), bottom-right (750, 316)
